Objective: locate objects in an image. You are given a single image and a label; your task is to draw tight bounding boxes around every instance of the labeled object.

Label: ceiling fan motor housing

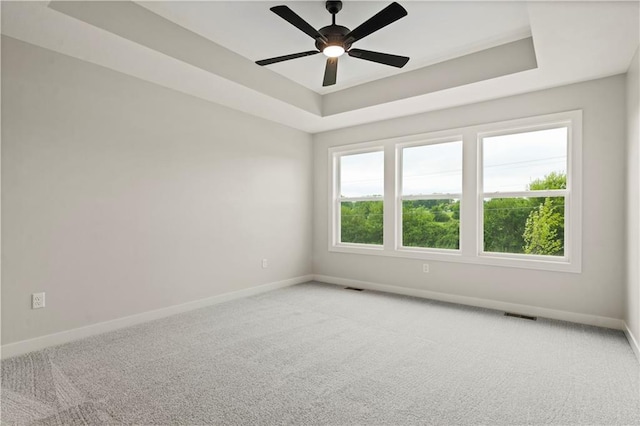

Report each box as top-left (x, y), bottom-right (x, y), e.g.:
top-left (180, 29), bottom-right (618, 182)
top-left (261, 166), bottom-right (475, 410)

top-left (315, 25), bottom-right (352, 52)
top-left (326, 1), bottom-right (343, 15)
top-left (256, 1), bottom-right (409, 86)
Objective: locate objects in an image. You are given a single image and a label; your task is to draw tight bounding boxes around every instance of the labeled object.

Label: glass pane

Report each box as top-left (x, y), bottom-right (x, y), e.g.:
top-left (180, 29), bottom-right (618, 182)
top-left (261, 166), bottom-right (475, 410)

top-left (402, 199), bottom-right (460, 249)
top-left (483, 127), bottom-right (567, 193)
top-left (341, 201), bottom-right (383, 245)
top-left (483, 196), bottom-right (565, 256)
top-left (402, 141), bottom-right (462, 195)
top-left (340, 151), bottom-right (384, 198)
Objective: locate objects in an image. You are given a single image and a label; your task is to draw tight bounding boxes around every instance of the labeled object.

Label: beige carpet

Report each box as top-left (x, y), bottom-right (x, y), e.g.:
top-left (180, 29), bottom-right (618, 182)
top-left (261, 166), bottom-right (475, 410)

top-left (2, 282), bottom-right (639, 425)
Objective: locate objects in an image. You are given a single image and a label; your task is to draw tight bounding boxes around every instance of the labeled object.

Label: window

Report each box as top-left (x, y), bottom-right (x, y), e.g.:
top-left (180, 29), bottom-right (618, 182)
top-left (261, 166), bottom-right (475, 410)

top-left (399, 140), bottom-right (462, 250)
top-left (334, 149), bottom-right (384, 246)
top-left (480, 127), bottom-right (568, 258)
top-left (328, 111), bottom-right (582, 272)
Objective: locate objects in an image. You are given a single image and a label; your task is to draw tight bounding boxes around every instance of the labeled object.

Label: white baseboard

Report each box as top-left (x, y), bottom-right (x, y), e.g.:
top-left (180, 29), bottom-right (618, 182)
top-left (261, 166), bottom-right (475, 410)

top-left (313, 274), bottom-right (625, 330)
top-left (624, 322), bottom-right (640, 364)
top-left (1, 275), bottom-right (313, 359)
top-left (4, 273), bottom-right (630, 360)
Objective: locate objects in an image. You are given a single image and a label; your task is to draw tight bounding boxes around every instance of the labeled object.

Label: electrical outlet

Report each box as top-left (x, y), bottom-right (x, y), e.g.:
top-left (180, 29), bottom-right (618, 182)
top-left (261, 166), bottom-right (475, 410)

top-left (262, 259), bottom-right (268, 269)
top-left (32, 292), bottom-right (45, 309)
top-left (423, 264), bottom-right (430, 273)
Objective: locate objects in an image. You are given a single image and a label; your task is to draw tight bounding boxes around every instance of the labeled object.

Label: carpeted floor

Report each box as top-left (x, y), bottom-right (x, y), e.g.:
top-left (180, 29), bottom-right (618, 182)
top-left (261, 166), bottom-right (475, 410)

top-left (2, 281), bottom-right (639, 425)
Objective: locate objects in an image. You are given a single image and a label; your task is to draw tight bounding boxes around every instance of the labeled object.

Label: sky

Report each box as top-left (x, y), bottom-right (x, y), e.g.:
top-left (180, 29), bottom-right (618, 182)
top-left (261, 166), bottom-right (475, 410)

top-left (339, 127), bottom-right (567, 198)
top-left (340, 151), bottom-right (384, 198)
top-left (483, 127), bottom-right (567, 193)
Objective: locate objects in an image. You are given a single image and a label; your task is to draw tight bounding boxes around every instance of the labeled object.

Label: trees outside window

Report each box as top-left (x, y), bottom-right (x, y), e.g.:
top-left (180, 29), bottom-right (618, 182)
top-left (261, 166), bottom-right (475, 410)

top-left (400, 140), bottom-right (462, 250)
top-left (329, 111), bottom-right (581, 272)
top-left (481, 127), bottom-right (568, 257)
top-left (341, 201), bottom-right (383, 245)
top-left (336, 150), bottom-right (384, 245)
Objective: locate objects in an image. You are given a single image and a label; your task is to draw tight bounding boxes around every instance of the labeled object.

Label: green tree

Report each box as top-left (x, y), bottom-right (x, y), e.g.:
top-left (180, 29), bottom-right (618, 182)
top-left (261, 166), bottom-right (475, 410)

top-left (341, 201), bottom-right (383, 244)
top-left (523, 198), bottom-right (564, 255)
top-left (402, 200), bottom-right (459, 249)
top-left (522, 171), bottom-right (566, 255)
top-left (451, 201), bottom-right (460, 220)
top-left (483, 197), bottom-right (532, 253)
top-left (339, 172), bottom-right (566, 254)
top-left (528, 171), bottom-right (566, 190)
top-left (528, 170), bottom-right (566, 225)
top-left (431, 204), bottom-right (451, 222)
top-left (483, 172), bottom-right (567, 255)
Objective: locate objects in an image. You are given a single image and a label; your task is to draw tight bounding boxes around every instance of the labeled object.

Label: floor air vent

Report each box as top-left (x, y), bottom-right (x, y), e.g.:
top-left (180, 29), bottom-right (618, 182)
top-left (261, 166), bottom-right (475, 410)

top-left (504, 312), bottom-right (537, 321)
top-left (344, 287), bottom-right (364, 291)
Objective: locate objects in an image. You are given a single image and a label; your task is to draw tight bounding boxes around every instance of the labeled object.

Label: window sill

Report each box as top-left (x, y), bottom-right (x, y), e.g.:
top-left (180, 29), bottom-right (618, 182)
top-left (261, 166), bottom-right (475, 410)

top-left (328, 245), bottom-right (581, 273)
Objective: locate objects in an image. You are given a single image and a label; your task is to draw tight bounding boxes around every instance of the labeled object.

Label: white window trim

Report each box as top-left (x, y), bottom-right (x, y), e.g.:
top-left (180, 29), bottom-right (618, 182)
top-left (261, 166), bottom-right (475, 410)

top-left (476, 113), bottom-right (581, 272)
top-left (396, 136), bottom-right (463, 254)
top-left (328, 110), bottom-right (582, 273)
top-left (330, 145), bottom-right (385, 250)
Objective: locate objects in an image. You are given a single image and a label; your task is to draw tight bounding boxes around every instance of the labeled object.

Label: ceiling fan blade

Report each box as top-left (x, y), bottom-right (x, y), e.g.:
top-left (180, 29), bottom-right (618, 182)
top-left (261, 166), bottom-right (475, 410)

top-left (270, 5), bottom-right (328, 42)
top-left (256, 50), bottom-right (320, 66)
top-left (323, 57), bottom-right (338, 87)
top-left (344, 2), bottom-right (407, 44)
top-left (348, 48), bottom-right (409, 68)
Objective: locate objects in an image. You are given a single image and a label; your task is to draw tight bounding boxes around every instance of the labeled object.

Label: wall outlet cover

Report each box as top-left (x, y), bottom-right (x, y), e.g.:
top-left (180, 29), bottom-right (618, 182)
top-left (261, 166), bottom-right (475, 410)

top-left (32, 292), bottom-right (45, 309)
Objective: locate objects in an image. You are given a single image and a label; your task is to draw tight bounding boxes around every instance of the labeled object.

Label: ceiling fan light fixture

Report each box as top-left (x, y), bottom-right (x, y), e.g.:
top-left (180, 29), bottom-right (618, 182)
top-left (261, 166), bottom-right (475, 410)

top-left (256, 1), bottom-right (410, 86)
top-left (323, 45), bottom-right (345, 58)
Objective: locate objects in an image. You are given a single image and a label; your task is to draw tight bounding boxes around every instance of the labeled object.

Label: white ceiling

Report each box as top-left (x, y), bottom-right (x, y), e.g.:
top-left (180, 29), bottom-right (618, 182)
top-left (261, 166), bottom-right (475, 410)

top-left (2, 1), bottom-right (639, 133)
top-left (139, 1), bottom-right (532, 94)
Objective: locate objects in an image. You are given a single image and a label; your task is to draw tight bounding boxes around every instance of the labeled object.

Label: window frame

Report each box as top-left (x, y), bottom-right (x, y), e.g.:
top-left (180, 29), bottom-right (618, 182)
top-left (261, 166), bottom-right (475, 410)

top-left (327, 110), bottom-right (582, 273)
top-left (478, 123), bottom-right (571, 263)
top-left (396, 136), bottom-right (464, 254)
top-left (330, 145), bottom-right (385, 251)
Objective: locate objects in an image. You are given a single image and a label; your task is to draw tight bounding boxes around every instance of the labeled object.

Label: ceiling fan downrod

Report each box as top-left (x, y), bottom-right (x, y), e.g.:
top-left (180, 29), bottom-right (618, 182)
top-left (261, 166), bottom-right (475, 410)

top-left (255, 0), bottom-right (410, 87)
top-left (326, 0), bottom-right (342, 25)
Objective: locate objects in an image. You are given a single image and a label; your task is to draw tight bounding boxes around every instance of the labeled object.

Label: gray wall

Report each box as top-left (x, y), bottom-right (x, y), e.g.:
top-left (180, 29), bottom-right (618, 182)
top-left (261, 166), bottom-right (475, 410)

top-left (2, 34), bottom-right (635, 346)
top-left (314, 75), bottom-right (627, 321)
top-left (627, 47), bottom-right (640, 341)
top-left (1, 37), bottom-right (313, 344)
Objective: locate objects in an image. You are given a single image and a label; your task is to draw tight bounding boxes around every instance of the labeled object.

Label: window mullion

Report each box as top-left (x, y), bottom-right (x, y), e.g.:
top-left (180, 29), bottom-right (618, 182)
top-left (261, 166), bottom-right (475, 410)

top-left (481, 190), bottom-right (568, 198)
top-left (384, 144), bottom-right (396, 251)
top-left (461, 129), bottom-right (478, 257)
top-left (401, 193), bottom-right (462, 201)
top-left (340, 196), bottom-right (384, 202)
top-left (331, 152), bottom-right (339, 247)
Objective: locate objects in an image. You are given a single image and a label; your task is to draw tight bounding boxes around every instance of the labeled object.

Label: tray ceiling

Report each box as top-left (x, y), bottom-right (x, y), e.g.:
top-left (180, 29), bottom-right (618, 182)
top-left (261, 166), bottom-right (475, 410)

top-left (2, 1), bottom-right (638, 133)
top-left (139, 1), bottom-right (532, 94)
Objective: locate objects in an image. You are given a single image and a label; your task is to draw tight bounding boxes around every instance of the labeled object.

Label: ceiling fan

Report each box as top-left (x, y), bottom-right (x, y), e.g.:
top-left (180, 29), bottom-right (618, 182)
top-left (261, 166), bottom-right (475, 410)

top-left (255, 1), bottom-right (410, 87)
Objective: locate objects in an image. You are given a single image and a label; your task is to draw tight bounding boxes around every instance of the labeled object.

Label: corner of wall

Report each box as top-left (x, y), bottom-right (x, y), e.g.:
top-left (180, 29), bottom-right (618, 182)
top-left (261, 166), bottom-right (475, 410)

top-left (624, 322), bottom-right (640, 364)
top-left (625, 45), bottom-right (640, 354)
top-left (1, 275), bottom-right (313, 359)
